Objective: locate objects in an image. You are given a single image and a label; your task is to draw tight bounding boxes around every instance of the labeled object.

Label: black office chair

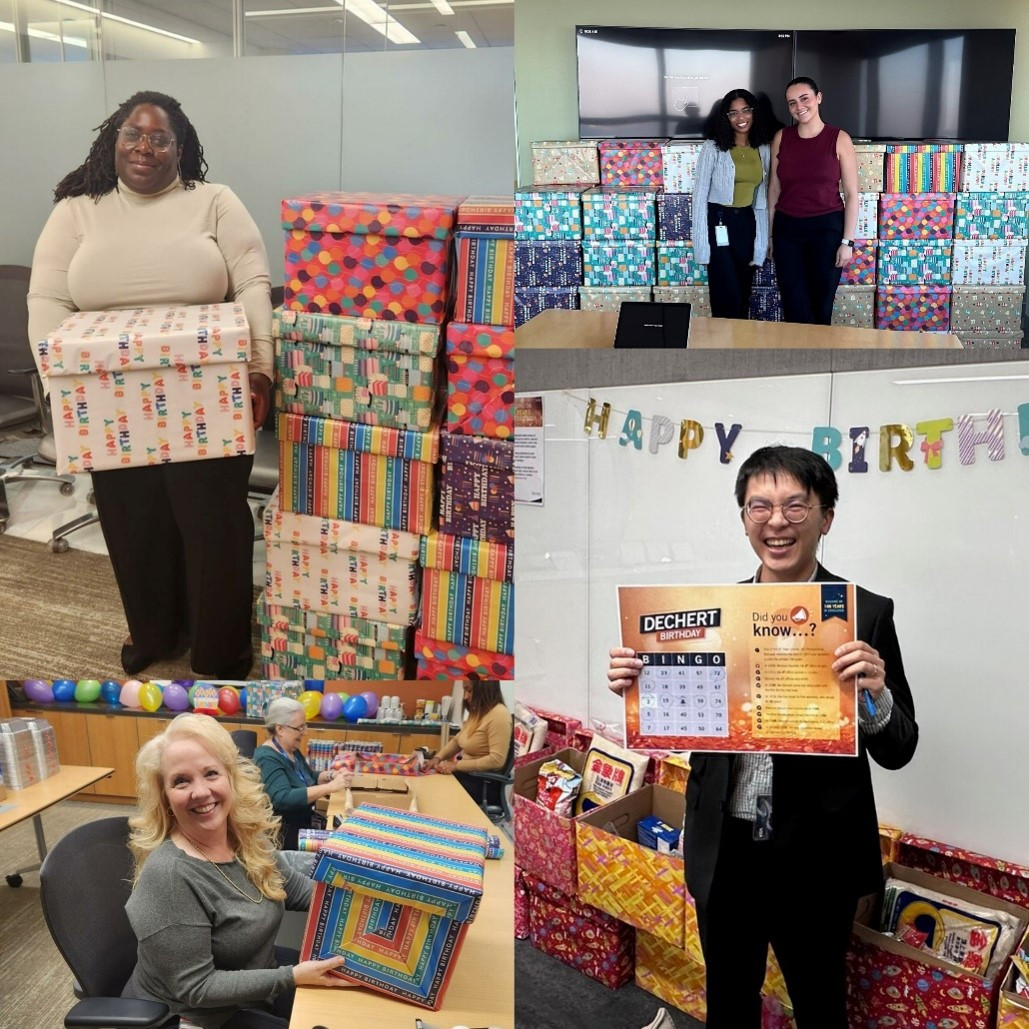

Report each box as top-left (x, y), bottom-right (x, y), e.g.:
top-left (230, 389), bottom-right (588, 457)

top-left (39, 816), bottom-right (176, 1028)
top-left (231, 729), bottom-right (258, 759)
top-left (463, 716), bottom-right (516, 826)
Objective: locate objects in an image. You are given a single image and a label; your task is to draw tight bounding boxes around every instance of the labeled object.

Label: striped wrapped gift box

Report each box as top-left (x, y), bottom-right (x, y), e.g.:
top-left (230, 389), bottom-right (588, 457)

top-left (456, 194), bottom-right (514, 236)
top-left (420, 531), bottom-right (514, 582)
top-left (413, 629), bottom-right (513, 679)
top-left (301, 806), bottom-right (487, 1009)
top-left (420, 567), bottom-right (513, 655)
top-left (277, 411), bottom-right (438, 535)
top-left (262, 488), bottom-right (422, 623)
top-left (453, 231), bottom-right (515, 327)
top-left (885, 144), bottom-right (963, 193)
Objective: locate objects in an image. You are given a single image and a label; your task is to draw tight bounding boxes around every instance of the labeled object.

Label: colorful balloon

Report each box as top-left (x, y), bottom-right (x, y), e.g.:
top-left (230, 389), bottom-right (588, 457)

top-left (52, 678), bottom-right (77, 702)
top-left (239, 687), bottom-right (247, 713)
top-left (23, 680), bottom-right (54, 704)
top-left (342, 695), bottom-right (368, 722)
top-left (120, 679), bottom-right (142, 708)
top-left (100, 680), bottom-right (122, 705)
top-left (218, 687), bottom-right (241, 716)
top-left (359, 691), bottom-right (379, 717)
top-left (75, 679), bottom-right (102, 703)
top-left (320, 692), bottom-right (343, 721)
top-left (138, 681), bottom-right (163, 713)
top-left (298, 690), bottom-right (322, 721)
top-left (163, 683), bottom-right (190, 712)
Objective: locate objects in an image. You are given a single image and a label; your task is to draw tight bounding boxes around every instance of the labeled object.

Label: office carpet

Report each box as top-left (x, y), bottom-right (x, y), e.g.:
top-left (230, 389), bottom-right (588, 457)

top-left (515, 938), bottom-right (702, 1029)
top-left (0, 535), bottom-right (261, 680)
top-left (0, 798), bottom-right (135, 1029)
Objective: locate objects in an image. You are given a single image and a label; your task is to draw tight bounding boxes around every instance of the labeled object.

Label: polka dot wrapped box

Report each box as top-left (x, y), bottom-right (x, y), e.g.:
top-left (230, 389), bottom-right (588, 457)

top-left (300, 805), bottom-right (487, 1009)
top-left (282, 193), bottom-right (462, 324)
top-left (413, 630), bottom-right (513, 680)
top-left (445, 322), bottom-right (514, 439)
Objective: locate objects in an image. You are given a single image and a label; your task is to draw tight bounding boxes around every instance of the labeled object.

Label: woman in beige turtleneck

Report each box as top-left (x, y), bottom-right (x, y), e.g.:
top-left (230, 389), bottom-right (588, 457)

top-left (28, 90), bottom-right (273, 679)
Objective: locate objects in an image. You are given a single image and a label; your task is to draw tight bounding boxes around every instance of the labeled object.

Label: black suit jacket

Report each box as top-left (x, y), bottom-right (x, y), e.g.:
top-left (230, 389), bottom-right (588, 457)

top-left (683, 565), bottom-right (918, 911)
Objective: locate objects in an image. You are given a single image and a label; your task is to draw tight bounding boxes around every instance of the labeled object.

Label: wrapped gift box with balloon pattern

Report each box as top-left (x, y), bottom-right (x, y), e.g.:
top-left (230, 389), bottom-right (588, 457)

top-left (578, 286), bottom-right (652, 312)
top-left (513, 286), bottom-right (578, 327)
top-left (657, 193), bottom-right (693, 240)
top-left (438, 433), bottom-right (513, 545)
top-left (832, 286), bottom-right (876, 329)
top-left (661, 142), bottom-right (704, 194)
top-left (955, 193), bottom-right (1029, 240)
top-left (445, 323), bottom-right (514, 439)
top-left (515, 186), bottom-right (588, 240)
top-left (581, 187), bottom-right (657, 241)
top-left (282, 193), bottom-right (460, 324)
top-left (652, 286), bottom-right (712, 317)
top-left (273, 308), bottom-right (440, 432)
top-left (839, 241), bottom-right (878, 286)
top-left (38, 304), bottom-right (254, 475)
top-left (877, 194), bottom-right (956, 240)
top-left (655, 242), bottom-right (708, 286)
top-left (524, 870), bottom-right (635, 988)
top-left (875, 286), bottom-right (952, 331)
top-left (263, 488), bottom-right (421, 624)
top-left (277, 411), bottom-right (438, 536)
top-left (453, 231), bottom-right (515, 327)
top-left (514, 240), bottom-right (582, 288)
top-left (582, 241), bottom-right (655, 287)
top-left (531, 140), bottom-right (600, 186)
top-left (413, 630), bottom-right (513, 680)
top-left (300, 805), bottom-right (486, 1009)
top-left (599, 139), bottom-right (666, 189)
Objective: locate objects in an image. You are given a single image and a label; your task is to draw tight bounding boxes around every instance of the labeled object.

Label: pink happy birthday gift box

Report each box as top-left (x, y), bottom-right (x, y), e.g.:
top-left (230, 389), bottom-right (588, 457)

top-left (38, 304), bottom-right (254, 475)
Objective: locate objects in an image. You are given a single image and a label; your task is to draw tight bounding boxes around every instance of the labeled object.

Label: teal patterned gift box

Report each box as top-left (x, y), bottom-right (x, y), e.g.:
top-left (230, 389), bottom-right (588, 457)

top-left (877, 241), bottom-right (953, 285)
top-left (582, 241), bottom-right (655, 286)
top-left (514, 186), bottom-right (587, 240)
top-left (656, 242), bottom-right (708, 286)
top-left (582, 187), bottom-right (657, 240)
top-left (954, 193), bottom-right (1029, 240)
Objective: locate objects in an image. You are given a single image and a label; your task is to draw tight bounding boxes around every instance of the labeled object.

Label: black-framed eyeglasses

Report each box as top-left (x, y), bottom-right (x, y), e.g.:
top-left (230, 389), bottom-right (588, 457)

top-left (743, 500), bottom-right (824, 524)
top-left (727, 107), bottom-right (754, 119)
top-left (118, 126), bottom-right (176, 152)
top-left (281, 722), bottom-right (307, 734)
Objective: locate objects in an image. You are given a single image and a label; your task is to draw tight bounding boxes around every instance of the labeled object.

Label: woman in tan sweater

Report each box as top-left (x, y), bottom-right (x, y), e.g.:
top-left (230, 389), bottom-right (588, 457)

top-left (28, 90), bottom-right (273, 679)
top-left (426, 681), bottom-right (512, 803)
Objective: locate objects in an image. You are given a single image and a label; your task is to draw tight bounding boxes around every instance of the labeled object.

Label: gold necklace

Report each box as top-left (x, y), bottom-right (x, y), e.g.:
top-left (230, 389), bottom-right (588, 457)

top-left (180, 832), bottom-right (264, 905)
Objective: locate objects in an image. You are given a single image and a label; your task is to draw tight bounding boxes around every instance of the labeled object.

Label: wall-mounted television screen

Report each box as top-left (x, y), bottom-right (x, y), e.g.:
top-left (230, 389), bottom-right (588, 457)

top-left (794, 29), bottom-right (1015, 141)
top-left (576, 26), bottom-right (794, 139)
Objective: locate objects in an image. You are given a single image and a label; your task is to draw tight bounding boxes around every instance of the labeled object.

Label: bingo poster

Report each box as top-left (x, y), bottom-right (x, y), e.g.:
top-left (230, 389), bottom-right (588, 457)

top-left (618, 582), bottom-right (858, 755)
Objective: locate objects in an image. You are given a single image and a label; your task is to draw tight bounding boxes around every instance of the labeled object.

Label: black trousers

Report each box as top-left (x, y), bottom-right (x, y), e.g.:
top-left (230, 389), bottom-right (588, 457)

top-left (91, 454), bottom-right (255, 676)
top-left (695, 816), bottom-right (856, 1029)
top-left (221, 947), bottom-right (299, 1028)
top-left (706, 203), bottom-right (756, 320)
top-left (772, 209), bottom-right (844, 325)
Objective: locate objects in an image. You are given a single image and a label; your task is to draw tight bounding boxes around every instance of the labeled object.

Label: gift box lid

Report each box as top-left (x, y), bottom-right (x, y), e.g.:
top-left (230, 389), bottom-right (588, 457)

top-left (259, 600), bottom-right (410, 649)
top-left (445, 322), bottom-right (514, 358)
top-left (440, 431), bottom-right (513, 469)
top-left (582, 186), bottom-right (659, 201)
top-left (457, 195), bottom-right (514, 233)
top-left (273, 307), bottom-right (442, 357)
top-left (515, 185), bottom-right (592, 200)
top-left (278, 410), bottom-right (440, 464)
top-left (532, 139), bottom-right (599, 151)
top-left (281, 193), bottom-right (463, 239)
top-left (599, 138), bottom-right (668, 151)
top-left (420, 531), bottom-right (514, 580)
top-left (38, 303), bottom-right (250, 377)
top-left (263, 487), bottom-right (421, 560)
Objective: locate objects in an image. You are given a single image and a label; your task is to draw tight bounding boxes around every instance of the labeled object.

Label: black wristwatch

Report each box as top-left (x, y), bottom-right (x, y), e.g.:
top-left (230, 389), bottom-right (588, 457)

top-left (840, 238), bottom-right (854, 247)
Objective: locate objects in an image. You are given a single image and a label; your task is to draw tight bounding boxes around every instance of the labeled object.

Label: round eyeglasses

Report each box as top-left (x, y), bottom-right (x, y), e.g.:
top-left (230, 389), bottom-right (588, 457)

top-left (727, 107), bottom-right (754, 119)
top-left (743, 500), bottom-right (823, 524)
top-left (118, 126), bottom-right (176, 152)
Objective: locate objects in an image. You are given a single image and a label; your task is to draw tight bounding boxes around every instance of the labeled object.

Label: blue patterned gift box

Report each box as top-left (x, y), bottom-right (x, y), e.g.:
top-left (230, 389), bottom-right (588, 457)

top-left (877, 241), bottom-right (953, 285)
top-left (749, 286), bottom-right (783, 322)
top-left (514, 239), bottom-right (583, 287)
top-left (954, 193), bottom-right (1029, 240)
top-left (751, 259), bottom-right (777, 287)
top-left (514, 186), bottom-right (586, 240)
top-left (581, 187), bottom-right (657, 240)
top-left (582, 241), bottom-right (655, 287)
top-left (655, 242), bottom-right (708, 286)
top-left (514, 287), bottom-right (578, 327)
top-left (657, 193), bottom-right (693, 240)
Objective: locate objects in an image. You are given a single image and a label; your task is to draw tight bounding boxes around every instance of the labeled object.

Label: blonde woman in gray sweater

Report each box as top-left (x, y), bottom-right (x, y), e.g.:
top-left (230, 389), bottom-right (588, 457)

top-left (690, 89), bottom-right (777, 319)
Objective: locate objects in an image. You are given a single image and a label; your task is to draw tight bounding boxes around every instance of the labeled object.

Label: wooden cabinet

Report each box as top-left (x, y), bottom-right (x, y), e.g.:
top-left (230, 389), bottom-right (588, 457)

top-left (136, 716), bottom-right (177, 748)
top-left (40, 710), bottom-right (96, 794)
top-left (86, 714), bottom-right (142, 798)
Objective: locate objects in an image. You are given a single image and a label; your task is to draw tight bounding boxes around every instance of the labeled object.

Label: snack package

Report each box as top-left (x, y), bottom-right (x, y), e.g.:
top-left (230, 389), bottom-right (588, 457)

top-left (576, 738), bottom-right (649, 815)
top-left (536, 759), bottom-right (582, 817)
top-left (881, 877), bottom-right (1021, 977)
top-left (513, 701), bottom-right (548, 757)
top-left (637, 814), bottom-right (682, 855)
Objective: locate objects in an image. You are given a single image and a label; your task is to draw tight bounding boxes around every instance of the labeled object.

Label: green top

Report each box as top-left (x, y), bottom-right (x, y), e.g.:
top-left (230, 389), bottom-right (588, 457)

top-left (730, 146), bottom-right (763, 208)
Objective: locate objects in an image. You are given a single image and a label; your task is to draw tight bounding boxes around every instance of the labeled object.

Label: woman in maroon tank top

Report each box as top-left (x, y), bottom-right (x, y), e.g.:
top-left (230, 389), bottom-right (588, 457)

top-left (767, 77), bottom-right (859, 325)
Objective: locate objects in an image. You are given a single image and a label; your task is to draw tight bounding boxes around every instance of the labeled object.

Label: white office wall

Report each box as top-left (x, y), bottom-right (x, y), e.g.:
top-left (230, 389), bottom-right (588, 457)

top-left (2, 46), bottom-right (514, 269)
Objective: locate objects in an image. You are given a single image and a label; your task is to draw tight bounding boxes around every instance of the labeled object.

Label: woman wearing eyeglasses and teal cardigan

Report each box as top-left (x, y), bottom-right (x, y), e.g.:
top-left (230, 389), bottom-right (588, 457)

top-left (690, 89), bottom-right (777, 320)
top-left (28, 90), bottom-right (273, 682)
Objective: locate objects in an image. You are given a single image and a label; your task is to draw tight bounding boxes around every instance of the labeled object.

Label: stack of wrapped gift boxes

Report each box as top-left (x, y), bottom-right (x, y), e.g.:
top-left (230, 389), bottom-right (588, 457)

top-left (655, 141), bottom-right (710, 313)
top-left (262, 193), bottom-right (461, 680)
top-left (581, 186), bottom-right (656, 309)
top-left (416, 197), bottom-right (516, 680)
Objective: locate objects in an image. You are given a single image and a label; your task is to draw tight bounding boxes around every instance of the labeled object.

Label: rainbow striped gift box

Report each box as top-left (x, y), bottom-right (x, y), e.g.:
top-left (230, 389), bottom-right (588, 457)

top-left (453, 231), bottom-right (515, 328)
top-left (300, 805), bottom-right (487, 1009)
top-left (885, 144), bottom-right (963, 193)
top-left (277, 411), bottom-right (438, 535)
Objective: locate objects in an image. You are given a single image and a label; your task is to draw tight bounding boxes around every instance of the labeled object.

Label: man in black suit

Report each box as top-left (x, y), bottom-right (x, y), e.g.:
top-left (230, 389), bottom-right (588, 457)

top-left (608, 445), bottom-right (918, 1029)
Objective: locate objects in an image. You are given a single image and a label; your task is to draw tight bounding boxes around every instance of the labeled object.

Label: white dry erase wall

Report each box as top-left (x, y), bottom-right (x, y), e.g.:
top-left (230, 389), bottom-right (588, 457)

top-left (515, 362), bottom-right (1029, 862)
